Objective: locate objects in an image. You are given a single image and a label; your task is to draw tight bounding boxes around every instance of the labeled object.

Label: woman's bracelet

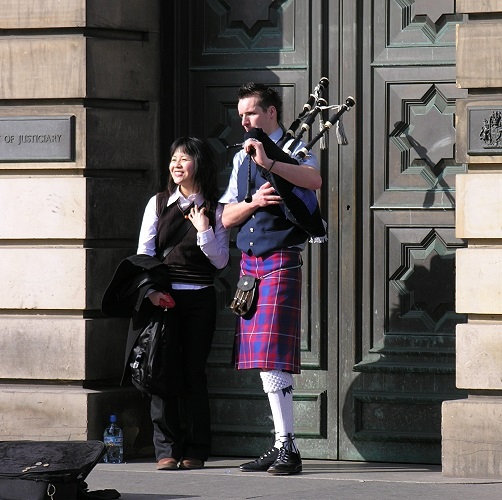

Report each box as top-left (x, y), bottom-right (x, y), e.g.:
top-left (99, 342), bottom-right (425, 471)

top-left (266, 159), bottom-right (276, 172)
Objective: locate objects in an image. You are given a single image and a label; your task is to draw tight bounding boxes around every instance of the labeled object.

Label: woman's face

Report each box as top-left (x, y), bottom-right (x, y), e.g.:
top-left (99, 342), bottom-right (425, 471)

top-left (169, 148), bottom-right (196, 195)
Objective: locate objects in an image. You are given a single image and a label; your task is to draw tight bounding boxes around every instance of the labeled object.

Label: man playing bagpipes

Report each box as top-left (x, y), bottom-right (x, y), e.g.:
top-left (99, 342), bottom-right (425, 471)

top-left (219, 82), bottom-right (322, 475)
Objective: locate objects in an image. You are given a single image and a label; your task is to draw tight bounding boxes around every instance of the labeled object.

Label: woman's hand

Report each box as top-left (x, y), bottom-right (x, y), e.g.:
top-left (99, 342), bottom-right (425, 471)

top-left (148, 291), bottom-right (175, 308)
top-left (187, 204), bottom-right (210, 232)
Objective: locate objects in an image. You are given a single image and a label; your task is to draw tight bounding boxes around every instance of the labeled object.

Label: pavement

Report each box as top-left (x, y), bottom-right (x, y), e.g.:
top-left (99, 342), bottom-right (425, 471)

top-left (85, 457), bottom-right (502, 500)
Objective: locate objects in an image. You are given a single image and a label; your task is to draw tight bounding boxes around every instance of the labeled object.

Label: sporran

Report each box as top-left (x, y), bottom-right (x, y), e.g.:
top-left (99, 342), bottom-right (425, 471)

top-left (229, 275), bottom-right (259, 318)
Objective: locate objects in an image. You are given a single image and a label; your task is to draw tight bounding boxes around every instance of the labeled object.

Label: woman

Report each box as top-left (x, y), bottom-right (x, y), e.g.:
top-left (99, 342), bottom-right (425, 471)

top-left (137, 137), bottom-right (230, 470)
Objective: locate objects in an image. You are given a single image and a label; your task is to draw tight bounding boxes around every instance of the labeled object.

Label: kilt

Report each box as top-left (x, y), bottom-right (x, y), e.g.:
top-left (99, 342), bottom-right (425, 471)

top-left (234, 249), bottom-right (302, 374)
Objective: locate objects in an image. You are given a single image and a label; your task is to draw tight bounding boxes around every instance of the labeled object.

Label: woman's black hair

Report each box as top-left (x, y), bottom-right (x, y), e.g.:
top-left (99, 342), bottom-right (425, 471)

top-left (166, 137), bottom-right (219, 210)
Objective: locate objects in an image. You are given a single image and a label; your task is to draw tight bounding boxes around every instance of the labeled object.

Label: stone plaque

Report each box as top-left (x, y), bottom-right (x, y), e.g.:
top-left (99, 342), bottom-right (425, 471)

top-left (468, 106), bottom-right (502, 156)
top-left (0, 115), bottom-right (75, 162)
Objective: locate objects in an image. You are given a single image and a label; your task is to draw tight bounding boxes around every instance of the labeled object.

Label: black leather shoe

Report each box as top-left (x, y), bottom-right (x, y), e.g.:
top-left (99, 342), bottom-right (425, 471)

top-left (267, 444), bottom-right (302, 475)
top-left (239, 446), bottom-right (279, 472)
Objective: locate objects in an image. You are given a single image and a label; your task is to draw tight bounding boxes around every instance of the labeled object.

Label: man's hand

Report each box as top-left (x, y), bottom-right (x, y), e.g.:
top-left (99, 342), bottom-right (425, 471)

top-left (253, 182), bottom-right (281, 207)
top-left (244, 137), bottom-right (321, 190)
top-left (222, 182), bottom-right (281, 228)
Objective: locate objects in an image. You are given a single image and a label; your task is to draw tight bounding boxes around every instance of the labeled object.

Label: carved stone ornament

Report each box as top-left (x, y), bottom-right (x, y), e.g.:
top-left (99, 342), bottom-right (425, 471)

top-left (467, 107), bottom-right (502, 156)
top-left (479, 110), bottom-right (502, 149)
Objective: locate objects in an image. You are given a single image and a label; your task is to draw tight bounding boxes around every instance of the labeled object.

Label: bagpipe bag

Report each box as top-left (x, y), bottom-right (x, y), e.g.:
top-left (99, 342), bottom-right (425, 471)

top-left (243, 128), bottom-right (326, 238)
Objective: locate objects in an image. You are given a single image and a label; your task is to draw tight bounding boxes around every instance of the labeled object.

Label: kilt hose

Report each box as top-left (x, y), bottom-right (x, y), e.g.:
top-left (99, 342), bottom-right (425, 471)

top-left (234, 249), bottom-right (303, 374)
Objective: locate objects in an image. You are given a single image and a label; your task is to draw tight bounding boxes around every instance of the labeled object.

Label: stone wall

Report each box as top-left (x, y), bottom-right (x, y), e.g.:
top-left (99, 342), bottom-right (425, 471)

top-left (0, 0), bottom-right (161, 456)
top-left (442, 0), bottom-right (502, 478)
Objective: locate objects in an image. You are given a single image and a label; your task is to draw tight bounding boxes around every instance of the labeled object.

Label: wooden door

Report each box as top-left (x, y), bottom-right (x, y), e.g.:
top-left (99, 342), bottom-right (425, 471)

top-left (165, 0), bottom-right (468, 463)
top-left (337, 0), bottom-right (468, 463)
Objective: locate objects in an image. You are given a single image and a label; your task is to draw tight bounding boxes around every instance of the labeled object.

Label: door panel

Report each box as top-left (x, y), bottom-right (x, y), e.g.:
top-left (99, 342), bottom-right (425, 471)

top-left (373, 67), bottom-right (467, 208)
top-left (338, 0), bottom-right (468, 463)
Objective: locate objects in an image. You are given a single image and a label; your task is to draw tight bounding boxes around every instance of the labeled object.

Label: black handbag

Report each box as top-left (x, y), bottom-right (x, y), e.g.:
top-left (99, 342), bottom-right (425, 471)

top-left (129, 308), bottom-right (168, 398)
top-left (0, 440), bottom-right (119, 500)
top-left (229, 275), bottom-right (259, 319)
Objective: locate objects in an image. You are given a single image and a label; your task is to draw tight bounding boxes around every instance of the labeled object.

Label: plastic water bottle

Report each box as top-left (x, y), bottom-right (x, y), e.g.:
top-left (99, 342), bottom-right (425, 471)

top-left (103, 414), bottom-right (124, 463)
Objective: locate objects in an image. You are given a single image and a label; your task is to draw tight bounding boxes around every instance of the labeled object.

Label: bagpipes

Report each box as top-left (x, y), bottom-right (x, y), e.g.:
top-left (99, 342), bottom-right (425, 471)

top-left (244, 127), bottom-right (327, 238)
top-left (230, 78), bottom-right (355, 239)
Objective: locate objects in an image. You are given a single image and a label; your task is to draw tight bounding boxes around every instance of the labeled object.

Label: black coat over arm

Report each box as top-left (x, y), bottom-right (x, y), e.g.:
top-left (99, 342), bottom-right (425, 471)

top-left (101, 254), bottom-right (172, 386)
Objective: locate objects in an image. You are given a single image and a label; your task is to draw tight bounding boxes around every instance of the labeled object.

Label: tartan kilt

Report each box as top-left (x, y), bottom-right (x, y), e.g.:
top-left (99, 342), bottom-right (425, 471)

top-left (234, 249), bottom-right (302, 374)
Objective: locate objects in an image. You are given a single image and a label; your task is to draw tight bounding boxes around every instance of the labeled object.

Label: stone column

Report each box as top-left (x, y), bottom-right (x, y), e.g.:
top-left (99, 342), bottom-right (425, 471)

top-left (0, 1), bottom-right (160, 456)
top-left (442, 0), bottom-right (502, 478)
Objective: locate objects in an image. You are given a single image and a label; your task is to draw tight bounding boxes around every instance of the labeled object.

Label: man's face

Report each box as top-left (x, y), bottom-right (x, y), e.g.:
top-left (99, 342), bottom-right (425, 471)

top-left (237, 96), bottom-right (276, 135)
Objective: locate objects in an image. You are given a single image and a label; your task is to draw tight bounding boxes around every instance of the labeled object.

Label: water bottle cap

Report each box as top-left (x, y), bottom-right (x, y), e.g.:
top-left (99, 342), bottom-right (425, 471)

top-left (110, 414), bottom-right (117, 423)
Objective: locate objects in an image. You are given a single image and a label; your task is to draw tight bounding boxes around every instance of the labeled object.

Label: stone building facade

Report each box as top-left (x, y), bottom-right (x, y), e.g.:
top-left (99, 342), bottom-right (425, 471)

top-left (0, 1), bottom-right (161, 455)
top-left (1, 0), bottom-right (502, 479)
